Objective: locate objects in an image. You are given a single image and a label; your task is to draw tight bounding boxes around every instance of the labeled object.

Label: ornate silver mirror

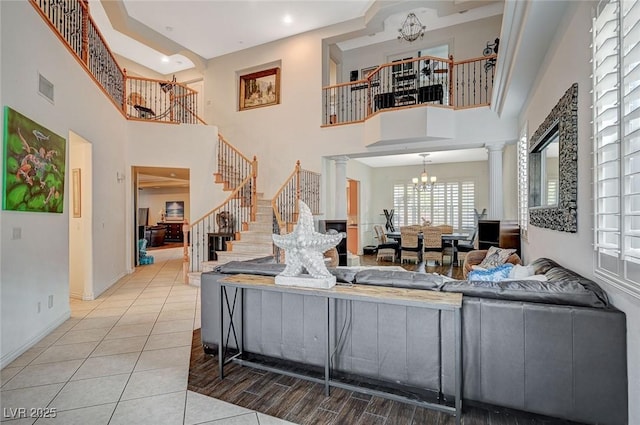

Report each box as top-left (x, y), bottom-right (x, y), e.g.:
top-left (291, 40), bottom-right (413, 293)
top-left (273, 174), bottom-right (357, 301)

top-left (528, 83), bottom-right (578, 232)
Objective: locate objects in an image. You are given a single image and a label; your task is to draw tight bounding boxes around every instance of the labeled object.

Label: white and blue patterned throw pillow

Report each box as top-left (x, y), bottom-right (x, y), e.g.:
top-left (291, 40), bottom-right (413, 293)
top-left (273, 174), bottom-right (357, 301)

top-left (467, 263), bottom-right (514, 281)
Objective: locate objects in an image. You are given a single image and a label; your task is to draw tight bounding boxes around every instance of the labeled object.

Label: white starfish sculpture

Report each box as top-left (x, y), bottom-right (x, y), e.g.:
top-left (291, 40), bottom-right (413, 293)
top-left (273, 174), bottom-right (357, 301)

top-left (272, 200), bottom-right (343, 279)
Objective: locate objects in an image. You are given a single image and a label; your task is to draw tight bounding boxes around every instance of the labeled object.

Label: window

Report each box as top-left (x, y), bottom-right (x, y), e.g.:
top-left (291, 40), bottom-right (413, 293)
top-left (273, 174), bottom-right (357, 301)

top-left (593, 0), bottom-right (640, 295)
top-left (393, 180), bottom-right (476, 229)
top-left (517, 124), bottom-right (529, 238)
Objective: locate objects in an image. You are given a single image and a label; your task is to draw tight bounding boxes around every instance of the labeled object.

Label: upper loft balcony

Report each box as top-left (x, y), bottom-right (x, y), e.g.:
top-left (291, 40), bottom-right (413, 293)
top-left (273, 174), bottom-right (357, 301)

top-left (322, 53), bottom-right (497, 127)
top-left (322, 53), bottom-right (508, 148)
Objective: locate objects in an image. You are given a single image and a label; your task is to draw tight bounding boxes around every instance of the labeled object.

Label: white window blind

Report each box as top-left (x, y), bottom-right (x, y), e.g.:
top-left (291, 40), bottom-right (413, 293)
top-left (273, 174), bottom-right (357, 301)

top-left (392, 180), bottom-right (475, 229)
top-left (393, 183), bottom-right (407, 228)
top-left (461, 182), bottom-right (476, 228)
top-left (547, 179), bottom-right (558, 205)
top-left (517, 125), bottom-right (529, 237)
top-left (593, 0), bottom-right (640, 293)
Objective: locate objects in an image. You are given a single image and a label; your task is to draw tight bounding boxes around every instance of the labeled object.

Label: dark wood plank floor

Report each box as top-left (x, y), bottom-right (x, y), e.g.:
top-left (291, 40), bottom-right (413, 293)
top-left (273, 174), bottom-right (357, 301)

top-left (188, 255), bottom-right (585, 424)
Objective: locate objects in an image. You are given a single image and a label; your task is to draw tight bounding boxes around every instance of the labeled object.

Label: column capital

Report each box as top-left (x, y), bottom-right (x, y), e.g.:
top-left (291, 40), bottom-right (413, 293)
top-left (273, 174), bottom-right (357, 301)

top-left (485, 143), bottom-right (505, 153)
top-left (332, 155), bottom-right (350, 164)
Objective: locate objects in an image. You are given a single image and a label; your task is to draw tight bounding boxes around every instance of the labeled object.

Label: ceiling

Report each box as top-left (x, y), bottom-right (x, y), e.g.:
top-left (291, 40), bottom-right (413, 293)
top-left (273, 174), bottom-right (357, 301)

top-left (93, 0), bottom-right (502, 74)
top-left (93, 1), bottom-right (503, 168)
top-left (353, 148), bottom-right (488, 168)
top-left (136, 167), bottom-right (189, 191)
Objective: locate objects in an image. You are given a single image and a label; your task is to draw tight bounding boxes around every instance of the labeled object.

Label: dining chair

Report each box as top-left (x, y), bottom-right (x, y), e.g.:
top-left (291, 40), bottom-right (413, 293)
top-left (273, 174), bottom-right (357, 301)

top-left (422, 226), bottom-right (443, 265)
top-left (400, 226), bottom-right (421, 263)
top-left (437, 224), bottom-right (455, 263)
top-left (455, 227), bottom-right (478, 264)
top-left (374, 224), bottom-right (398, 262)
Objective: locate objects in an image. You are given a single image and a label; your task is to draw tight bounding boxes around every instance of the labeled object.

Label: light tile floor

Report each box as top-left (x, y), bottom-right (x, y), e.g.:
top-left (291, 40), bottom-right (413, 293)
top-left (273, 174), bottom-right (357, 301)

top-left (1, 248), bottom-right (296, 425)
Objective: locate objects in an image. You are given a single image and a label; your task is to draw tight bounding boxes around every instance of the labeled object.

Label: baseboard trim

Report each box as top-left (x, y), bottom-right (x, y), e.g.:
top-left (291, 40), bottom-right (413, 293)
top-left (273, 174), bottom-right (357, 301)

top-left (0, 310), bottom-right (71, 369)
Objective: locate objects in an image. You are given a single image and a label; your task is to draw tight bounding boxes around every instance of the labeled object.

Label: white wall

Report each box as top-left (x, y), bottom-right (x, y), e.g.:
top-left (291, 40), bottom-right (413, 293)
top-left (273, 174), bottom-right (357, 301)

top-left (520, 3), bottom-right (640, 423)
top-left (1, 1), bottom-right (128, 366)
top-left (126, 122), bottom-right (219, 224)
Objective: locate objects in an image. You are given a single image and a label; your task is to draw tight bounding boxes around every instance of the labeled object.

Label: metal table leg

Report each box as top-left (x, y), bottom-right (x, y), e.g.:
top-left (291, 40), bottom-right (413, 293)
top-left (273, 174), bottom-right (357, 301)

top-left (454, 307), bottom-right (463, 425)
top-left (219, 283), bottom-right (224, 380)
top-left (325, 297), bottom-right (330, 397)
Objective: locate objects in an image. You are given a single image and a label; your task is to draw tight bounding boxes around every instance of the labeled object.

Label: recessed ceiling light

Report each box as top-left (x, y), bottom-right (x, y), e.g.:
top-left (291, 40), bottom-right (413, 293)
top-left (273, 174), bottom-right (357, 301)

top-left (165, 26), bottom-right (173, 32)
top-left (283, 14), bottom-right (293, 25)
top-left (161, 56), bottom-right (170, 63)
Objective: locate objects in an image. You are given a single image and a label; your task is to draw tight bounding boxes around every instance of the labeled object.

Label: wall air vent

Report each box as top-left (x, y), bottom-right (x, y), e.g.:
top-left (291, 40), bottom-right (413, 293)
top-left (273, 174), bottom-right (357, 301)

top-left (38, 73), bottom-right (54, 103)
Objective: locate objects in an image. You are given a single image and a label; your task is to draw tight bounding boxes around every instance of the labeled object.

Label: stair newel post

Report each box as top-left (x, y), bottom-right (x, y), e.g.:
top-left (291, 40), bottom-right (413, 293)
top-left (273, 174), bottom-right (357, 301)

top-left (448, 54), bottom-right (454, 107)
top-left (251, 155), bottom-right (258, 222)
top-left (182, 219), bottom-right (190, 284)
top-left (80, 0), bottom-right (89, 65)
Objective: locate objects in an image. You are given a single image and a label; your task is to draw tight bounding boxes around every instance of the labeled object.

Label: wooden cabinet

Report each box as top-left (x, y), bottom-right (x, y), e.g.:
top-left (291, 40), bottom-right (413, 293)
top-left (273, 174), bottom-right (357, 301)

top-left (478, 220), bottom-right (520, 255)
top-left (158, 222), bottom-right (184, 243)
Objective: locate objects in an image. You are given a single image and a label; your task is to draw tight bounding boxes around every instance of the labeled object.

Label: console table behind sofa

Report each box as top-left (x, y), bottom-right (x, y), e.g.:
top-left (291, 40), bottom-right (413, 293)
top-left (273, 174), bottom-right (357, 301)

top-left (216, 274), bottom-right (463, 423)
top-left (200, 261), bottom-right (627, 425)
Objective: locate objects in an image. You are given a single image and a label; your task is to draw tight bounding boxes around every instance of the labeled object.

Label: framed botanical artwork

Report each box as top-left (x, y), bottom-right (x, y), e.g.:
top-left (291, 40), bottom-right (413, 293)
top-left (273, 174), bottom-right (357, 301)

top-left (72, 168), bottom-right (81, 218)
top-left (2, 106), bottom-right (66, 213)
top-left (165, 200), bottom-right (184, 221)
top-left (239, 67), bottom-right (281, 111)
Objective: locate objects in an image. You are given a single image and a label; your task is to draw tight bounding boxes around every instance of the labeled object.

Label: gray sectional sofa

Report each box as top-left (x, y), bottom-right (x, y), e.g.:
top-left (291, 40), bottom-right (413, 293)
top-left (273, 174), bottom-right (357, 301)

top-left (200, 258), bottom-right (628, 425)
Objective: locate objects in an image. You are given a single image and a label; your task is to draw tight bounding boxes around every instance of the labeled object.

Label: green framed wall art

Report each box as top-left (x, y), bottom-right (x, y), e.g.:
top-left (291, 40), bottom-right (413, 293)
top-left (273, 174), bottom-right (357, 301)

top-left (3, 106), bottom-right (66, 213)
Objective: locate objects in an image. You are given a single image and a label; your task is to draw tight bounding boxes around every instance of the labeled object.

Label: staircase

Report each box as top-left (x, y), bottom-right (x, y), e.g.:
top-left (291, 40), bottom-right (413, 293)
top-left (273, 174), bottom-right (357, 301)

top-left (188, 197), bottom-right (274, 287)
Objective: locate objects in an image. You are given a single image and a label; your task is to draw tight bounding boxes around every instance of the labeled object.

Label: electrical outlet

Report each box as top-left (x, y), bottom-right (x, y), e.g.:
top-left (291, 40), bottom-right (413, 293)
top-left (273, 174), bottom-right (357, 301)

top-left (48, 295), bottom-right (54, 308)
top-left (12, 227), bottom-right (22, 240)
top-left (37, 302), bottom-right (41, 313)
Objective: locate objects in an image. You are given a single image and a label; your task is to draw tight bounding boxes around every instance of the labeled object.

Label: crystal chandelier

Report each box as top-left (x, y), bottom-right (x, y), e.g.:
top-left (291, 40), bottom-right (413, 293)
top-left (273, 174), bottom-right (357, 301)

top-left (413, 153), bottom-right (437, 191)
top-left (397, 13), bottom-right (426, 43)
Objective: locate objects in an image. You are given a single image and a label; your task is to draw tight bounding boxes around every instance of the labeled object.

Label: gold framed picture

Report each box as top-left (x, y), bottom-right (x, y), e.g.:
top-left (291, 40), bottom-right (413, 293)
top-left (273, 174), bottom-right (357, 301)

top-left (239, 67), bottom-right (280, 111)
top-left (72, 168), bottom-right (81, 218)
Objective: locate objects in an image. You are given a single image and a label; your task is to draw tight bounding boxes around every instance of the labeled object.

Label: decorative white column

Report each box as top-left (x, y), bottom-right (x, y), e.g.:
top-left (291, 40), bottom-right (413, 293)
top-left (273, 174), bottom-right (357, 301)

top-left (486, 143), bottom-right (504, 220)
top-left (334, 156), bottom-right (349, 219)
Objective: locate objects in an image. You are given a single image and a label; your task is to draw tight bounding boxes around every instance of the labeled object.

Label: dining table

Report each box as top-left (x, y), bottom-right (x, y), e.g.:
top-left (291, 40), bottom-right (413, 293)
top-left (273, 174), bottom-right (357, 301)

top-left (386, 230), bottom-right (470, 266)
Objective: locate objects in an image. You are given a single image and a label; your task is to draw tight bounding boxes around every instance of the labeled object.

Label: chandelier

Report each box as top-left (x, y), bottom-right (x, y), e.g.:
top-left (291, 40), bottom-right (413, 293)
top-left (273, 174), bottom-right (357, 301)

top-left (397, 13), bottom-right (426, 43)
top-left (413, 153), bottom-right (437, 191)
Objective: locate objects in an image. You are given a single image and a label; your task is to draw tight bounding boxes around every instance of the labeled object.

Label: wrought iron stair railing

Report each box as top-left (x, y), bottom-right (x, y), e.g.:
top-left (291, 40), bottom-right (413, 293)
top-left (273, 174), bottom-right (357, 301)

top-left (186, 157), bottom-right (257, 275)
top-left (272, 161), bottom-right (321, 263)
top-left (30, 0), bottom-right (204, 125)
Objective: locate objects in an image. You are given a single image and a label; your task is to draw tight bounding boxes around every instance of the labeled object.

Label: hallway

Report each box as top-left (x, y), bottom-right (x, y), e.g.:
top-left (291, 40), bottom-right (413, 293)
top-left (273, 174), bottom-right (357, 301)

top-left (0, 248), bottom-right (292, 425)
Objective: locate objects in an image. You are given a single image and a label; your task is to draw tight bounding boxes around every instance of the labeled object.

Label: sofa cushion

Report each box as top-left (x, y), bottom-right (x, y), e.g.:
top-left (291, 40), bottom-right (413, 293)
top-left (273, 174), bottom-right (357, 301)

top-left (441, 278), bottom-right (607, 308)
top-left (530, 258), bottom-right (610, 307)
top-left (355, 269), bottom-right (443, 290)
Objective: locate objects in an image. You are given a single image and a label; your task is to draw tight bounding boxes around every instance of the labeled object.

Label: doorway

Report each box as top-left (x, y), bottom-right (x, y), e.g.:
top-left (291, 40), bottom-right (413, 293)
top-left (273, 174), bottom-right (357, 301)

top-left (347, 179), bottom-right (360, 254)
top-left (68, 132), bottom-right (93, 300)
top-left (132, 166), bottom-right (190, 266)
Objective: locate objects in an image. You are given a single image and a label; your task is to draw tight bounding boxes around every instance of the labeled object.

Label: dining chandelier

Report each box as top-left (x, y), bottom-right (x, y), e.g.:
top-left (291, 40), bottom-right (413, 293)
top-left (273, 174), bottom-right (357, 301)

top-left (413, 153), bottom-right (437, 191)
top-left (397, 12), bottom-right (426, 43)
